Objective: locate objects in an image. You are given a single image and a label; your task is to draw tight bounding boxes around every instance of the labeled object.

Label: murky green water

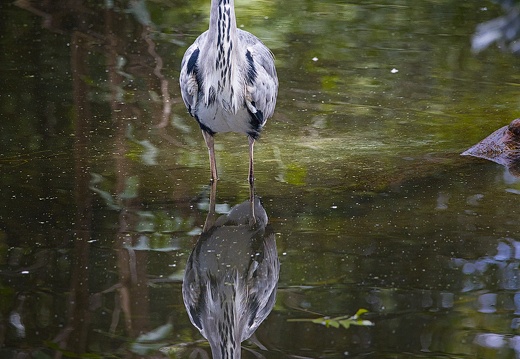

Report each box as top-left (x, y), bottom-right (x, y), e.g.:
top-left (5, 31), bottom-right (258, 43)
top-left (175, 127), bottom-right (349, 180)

top-left (2, 0), bottom-right (520, 358)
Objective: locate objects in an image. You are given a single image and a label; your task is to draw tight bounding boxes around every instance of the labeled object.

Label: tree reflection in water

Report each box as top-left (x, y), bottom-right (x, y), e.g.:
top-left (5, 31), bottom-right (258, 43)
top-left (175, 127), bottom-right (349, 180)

top-left (460, 118), bottom-right (520, 355)
top-left (452, 237), bottom-right (520, 355)
top-left (183, 183), bottom-right (280, 359)
top-left (4, 0), bottom-right (176, 356)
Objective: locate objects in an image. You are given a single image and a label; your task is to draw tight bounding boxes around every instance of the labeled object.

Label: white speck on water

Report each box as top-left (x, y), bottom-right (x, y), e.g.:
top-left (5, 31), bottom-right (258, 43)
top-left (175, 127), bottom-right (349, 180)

top-left (312, 57), bottom-right (318, 62)
top-left (391, 68), bottom-right (399, 73)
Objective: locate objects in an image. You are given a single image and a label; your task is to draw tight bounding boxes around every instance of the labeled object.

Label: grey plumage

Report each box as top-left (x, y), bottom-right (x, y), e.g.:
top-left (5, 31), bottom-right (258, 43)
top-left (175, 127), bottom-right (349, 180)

top-left (179, 0), bottom-right (278, 182)
top-left (182, 197), bottom-right (279, 359)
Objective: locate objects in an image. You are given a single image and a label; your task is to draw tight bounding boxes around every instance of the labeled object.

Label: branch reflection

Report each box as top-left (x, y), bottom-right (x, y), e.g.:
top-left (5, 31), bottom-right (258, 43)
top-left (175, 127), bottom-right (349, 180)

top-left (183, 183), bottom-right (280, 359)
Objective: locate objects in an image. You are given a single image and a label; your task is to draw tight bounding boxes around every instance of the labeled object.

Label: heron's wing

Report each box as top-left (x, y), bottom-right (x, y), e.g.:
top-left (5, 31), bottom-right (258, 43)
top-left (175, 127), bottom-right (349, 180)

top-left (242, 232), bottom-right (280, 341)
top-left (179, 31), bottom-right (208, 116)
top-left (182, 251), bottom-right (204, 334)
top-left (238, 30), bottom-right (279, 125)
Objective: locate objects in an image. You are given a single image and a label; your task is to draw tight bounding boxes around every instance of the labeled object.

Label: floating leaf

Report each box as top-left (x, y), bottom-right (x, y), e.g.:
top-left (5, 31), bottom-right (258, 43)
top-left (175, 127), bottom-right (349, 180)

top-left (288, 308), bottom-right (374, 330)
top-left (353, 308), bottom-right (369, 318)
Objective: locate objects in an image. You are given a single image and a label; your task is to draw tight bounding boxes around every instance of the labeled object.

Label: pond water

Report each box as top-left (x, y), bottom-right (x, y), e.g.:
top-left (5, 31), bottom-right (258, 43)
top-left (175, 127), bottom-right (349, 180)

top-left (2, 0), bottom-right (520, 358)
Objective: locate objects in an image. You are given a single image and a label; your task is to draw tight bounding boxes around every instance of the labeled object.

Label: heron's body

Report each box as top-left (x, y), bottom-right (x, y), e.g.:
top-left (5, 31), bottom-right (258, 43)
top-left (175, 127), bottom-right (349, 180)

top-left (179, 0), bottom-right (278, 181)
top-left (183, 198), bottom-right (279, 359)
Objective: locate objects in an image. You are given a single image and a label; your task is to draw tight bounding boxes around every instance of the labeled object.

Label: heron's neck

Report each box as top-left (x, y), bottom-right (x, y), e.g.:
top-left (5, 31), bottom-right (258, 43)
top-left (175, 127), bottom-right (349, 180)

top-left (208, 0), bottom-right (238, 56)
top-left (207, 298), bottom-right (242, 359)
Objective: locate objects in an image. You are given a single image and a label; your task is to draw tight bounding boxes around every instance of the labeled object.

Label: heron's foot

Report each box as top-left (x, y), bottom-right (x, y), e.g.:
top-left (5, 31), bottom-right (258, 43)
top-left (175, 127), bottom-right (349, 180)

top-left (248, 175), bottom-right (255, 185)
top-left (248, 181), bottom-right (257, 227)
top-left (248, 198), bottom-right (257, 227)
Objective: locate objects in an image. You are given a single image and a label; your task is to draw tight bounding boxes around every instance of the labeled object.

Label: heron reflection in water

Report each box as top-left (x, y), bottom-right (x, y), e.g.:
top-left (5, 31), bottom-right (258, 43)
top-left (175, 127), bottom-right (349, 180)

top-left (462, 118), bottom-right (520, 177)
top-left (182, 182), bottom-right (280, 359)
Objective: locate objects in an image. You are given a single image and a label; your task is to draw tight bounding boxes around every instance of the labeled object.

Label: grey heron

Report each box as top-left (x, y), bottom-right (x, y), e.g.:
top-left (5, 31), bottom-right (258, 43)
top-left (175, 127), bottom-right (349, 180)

top-left (183, 183), bottom-right (280, 359)
top-left (179, 0), bottom-right (278, 183)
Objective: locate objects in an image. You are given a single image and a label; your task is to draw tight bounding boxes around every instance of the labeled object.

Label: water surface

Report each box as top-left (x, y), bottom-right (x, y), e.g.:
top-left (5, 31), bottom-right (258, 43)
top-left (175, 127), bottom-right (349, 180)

top-left (2, 0), bottom-right (520, 358)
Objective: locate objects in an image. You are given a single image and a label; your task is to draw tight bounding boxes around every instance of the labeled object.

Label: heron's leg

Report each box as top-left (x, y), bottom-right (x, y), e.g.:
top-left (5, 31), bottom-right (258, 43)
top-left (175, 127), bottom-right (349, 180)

top-left (249, 180), bottom-right (257, 226)
top-left (248, 136), bottom-right (255, 185)
top-left (202, 130), bottom-right (218, 181)
top-left (203, 180), bottom-right (217, 232)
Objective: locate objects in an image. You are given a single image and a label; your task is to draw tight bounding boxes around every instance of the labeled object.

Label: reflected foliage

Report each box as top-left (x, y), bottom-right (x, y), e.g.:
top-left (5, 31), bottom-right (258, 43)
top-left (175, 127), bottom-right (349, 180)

top-left (450, 237), bottom-right (520, 355)
top-left (454, 237), bottom-right (520, 293)
top-left (473, 0), bottom-right (520, 53)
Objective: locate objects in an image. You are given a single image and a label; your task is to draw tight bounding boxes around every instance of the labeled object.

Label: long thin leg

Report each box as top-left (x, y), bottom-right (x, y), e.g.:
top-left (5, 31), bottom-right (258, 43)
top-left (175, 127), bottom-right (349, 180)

top-left (202, 130), bottom-right (218, 181)
top-left (248, 136), bottom-right (255, 185)
top-left (202, 180), bottom-right (217, 233)
top-left (249, 180), bottom-right (256, 226)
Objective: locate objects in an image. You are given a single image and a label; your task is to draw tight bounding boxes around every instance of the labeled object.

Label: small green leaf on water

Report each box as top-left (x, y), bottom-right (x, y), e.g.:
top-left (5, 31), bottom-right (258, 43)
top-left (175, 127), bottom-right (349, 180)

top-left (353, 308), bottom-right (369, 318)
top-left (339, 319), bottom-right (351, 329)
top-left (326, 319), bottom-right (340, 328)
top-left (288, 308), bottom-right (374, 330)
